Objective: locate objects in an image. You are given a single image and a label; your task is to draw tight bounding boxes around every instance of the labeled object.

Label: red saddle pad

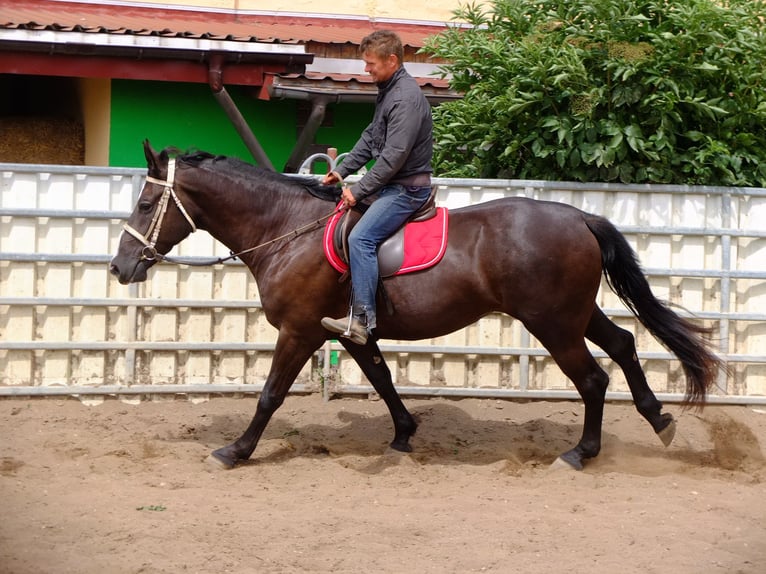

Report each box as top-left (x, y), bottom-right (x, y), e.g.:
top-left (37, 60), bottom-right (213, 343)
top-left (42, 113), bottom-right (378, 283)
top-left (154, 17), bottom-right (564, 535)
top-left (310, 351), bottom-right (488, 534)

top-left (323, 206), bottom-right (449, 276)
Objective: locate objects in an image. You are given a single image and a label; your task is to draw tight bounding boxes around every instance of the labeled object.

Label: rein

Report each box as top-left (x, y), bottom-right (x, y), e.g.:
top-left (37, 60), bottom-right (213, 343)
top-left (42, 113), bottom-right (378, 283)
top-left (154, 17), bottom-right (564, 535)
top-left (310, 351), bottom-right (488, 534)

top-left (123, 160), bottom-right (344, 267)
top-left (165, 207), bottom-right (344, 267)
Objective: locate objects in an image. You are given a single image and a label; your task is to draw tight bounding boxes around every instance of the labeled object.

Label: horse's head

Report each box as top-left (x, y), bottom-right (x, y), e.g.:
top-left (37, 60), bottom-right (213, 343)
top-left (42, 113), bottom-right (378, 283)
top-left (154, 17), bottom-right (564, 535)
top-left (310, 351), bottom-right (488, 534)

top-left (109, 140), bottom-right (198, 284)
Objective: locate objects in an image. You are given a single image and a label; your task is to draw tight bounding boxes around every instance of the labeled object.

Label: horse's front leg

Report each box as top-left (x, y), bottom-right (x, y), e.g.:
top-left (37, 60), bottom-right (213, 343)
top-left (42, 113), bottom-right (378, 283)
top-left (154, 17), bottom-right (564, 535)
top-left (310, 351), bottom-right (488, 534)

top-left (339, 339), bottom-right (418, 452)
top-left (208, 331), bottom-right (321, 469)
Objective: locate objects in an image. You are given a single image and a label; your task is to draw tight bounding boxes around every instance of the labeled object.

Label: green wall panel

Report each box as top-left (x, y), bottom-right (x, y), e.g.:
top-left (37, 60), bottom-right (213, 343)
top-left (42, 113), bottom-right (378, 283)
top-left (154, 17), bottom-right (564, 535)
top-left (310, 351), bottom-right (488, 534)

top-left (109, 79), bottom-right (372, 172)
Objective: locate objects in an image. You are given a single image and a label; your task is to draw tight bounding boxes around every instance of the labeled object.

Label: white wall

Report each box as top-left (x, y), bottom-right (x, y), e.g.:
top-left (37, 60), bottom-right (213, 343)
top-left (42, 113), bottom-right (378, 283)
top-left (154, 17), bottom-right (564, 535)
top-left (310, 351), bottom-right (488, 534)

top-left (120, 0), bottom-right (469, 23)
top-left (1, 165), bottom-right (765, 402)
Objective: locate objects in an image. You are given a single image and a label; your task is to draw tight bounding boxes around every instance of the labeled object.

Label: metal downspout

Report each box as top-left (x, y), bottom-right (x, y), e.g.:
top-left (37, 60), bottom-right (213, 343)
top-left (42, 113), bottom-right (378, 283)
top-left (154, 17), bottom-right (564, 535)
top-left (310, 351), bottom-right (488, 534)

top-left (283, 95), bottom-right (329, 173)
top-left (208, 55), bottom-right (275, 171)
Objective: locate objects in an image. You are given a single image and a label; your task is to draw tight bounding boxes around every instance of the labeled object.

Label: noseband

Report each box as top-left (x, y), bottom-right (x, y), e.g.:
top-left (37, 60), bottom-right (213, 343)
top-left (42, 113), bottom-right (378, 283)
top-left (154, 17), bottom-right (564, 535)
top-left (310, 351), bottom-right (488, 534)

top-left (122, 159), bottom-right (197, 261)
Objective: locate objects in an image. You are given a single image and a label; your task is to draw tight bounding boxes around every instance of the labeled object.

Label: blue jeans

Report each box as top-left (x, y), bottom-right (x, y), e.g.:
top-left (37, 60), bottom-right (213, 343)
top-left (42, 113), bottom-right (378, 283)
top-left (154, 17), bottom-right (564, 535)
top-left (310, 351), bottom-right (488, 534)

top-left (348, 183), bottom-right (432, 332)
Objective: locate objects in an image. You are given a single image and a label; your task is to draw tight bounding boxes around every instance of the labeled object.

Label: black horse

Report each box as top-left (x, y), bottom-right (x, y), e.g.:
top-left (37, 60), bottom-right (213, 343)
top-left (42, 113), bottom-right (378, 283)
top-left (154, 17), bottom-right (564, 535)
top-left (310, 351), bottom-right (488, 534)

top-left (110, 142), bottom-right (720, 470)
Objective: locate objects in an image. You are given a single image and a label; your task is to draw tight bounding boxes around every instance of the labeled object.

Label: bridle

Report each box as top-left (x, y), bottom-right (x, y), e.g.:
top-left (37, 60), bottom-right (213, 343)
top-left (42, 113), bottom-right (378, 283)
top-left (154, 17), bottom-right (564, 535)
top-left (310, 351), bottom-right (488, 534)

top-left (122, 158), bottom-right (344, 267)
top-left (122, 158), bottom-right (197, 262)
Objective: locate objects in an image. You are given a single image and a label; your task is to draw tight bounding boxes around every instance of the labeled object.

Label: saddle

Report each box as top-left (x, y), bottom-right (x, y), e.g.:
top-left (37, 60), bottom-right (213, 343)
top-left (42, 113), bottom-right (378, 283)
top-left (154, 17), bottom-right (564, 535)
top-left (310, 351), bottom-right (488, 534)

top-left (323, 186), bottom-right (449, 278)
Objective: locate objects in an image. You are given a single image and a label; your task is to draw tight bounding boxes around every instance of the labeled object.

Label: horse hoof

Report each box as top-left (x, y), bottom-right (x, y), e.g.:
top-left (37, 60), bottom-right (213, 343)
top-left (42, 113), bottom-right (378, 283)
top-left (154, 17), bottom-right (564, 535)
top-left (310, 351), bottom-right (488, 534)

top-left (549, 456), bottom-right (581, 471)
top-left (657, 418), bottom-right (677, 447)
top-left (389, 440), bottom-right (413, 453)
top-left (206, 452), bottom-right (235, 470)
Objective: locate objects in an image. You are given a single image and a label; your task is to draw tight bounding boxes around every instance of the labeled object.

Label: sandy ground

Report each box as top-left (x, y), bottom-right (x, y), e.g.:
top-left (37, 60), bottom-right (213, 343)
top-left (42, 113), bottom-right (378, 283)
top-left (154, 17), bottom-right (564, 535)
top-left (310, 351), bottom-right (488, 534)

top-left (1, 393), bottom-right (765, 574)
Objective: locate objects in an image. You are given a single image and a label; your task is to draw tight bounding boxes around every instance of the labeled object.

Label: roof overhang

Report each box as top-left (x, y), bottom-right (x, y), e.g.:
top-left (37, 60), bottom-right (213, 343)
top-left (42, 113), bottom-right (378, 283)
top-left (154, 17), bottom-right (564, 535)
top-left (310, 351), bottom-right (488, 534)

top-left (266, 73), bottom-right (459, 105)
top-left (0, 1), bottom-right (463, 170)
top-left (0, 26), bottom-right (312, 85)
top-left (0, 0), bottom-right (460, 96)
top-left (262, 56), bottom-right (458, 104)
top-left (0, 27), bottom-right (308, 61)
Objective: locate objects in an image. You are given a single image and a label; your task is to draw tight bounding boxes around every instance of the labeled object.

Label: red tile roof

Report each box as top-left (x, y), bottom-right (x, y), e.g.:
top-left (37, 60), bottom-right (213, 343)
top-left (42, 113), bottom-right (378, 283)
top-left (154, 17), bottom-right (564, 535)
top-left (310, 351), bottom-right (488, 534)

top-left (0, 0), bottom-right (449, 48)
top-left (0, 0), bottom-right (458, 95)
top-left (271, 71), bottom-right (453, 96)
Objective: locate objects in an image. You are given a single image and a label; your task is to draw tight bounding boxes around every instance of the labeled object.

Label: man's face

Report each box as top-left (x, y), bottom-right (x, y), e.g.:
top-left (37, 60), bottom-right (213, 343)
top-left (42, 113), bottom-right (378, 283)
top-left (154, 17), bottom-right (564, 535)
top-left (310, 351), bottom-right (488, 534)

top-left (363, 51), bottom-right (399, 84)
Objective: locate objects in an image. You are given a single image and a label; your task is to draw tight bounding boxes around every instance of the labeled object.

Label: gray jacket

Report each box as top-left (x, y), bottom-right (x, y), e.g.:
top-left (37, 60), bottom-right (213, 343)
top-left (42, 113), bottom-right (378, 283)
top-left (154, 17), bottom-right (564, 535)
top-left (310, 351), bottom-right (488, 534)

top-left (337, 66), bottom-right (433, 200)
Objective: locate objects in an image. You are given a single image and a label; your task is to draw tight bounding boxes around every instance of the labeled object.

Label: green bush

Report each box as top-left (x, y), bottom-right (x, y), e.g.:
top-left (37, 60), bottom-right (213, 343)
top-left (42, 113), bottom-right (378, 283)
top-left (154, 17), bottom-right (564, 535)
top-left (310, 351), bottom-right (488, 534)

top-left (423, 0), bottom-right (766, 185)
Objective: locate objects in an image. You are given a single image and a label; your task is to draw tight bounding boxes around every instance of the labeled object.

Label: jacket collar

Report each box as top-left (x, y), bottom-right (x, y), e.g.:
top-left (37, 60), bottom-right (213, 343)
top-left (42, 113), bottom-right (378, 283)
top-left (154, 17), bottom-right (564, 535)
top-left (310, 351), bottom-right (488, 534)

top-left (377, 66), bottom-right (407, 94)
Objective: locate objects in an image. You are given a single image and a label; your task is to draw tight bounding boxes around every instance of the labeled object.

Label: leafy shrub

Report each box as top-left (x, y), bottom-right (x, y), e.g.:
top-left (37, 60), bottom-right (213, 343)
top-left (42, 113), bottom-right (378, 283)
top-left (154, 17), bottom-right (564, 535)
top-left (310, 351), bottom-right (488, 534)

top-left (423, 0), bottom-right (766, 185)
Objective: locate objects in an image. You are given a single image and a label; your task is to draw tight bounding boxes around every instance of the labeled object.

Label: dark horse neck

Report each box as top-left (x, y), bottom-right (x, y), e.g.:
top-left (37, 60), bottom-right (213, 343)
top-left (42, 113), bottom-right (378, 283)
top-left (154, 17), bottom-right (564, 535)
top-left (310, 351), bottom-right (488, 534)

top-left (177, 153), bottom-right (338, 273)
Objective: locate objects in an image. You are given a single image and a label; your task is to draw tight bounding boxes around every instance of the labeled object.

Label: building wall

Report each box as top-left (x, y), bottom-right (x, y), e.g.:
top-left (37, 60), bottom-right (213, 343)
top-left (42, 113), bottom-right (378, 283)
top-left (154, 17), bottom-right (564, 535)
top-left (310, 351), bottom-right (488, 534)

top-left (125, 0), bottom-right (467, 23)
top-left (79, 78), bottom-right (111, 166)
top-left (4, 2), bottom-right (457, 168)
top-left (101, 0), bottom-right (454, 169)
top-left (0, 0), bottom-right (457, 166)
top-left (108, 80), bottom-right (372, 169)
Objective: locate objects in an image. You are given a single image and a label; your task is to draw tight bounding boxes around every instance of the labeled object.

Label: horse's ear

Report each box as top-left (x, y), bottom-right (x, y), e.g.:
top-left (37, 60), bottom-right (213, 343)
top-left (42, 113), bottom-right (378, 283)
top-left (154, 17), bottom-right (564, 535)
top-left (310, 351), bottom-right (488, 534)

top-left (143, 139), bottom-right (168, 177)
top-left (144, 139), bottom-right (158, 173)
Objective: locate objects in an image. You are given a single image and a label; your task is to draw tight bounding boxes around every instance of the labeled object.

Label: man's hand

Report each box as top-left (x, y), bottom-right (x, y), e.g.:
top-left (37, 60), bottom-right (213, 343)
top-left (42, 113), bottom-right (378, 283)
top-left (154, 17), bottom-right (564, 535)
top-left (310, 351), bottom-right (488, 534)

top-left (341, 186), bottom-right (357, 207)
top-left (322, 171), bottom-right (342, 186)
top-left (322, 171), bottom-right (355, 207)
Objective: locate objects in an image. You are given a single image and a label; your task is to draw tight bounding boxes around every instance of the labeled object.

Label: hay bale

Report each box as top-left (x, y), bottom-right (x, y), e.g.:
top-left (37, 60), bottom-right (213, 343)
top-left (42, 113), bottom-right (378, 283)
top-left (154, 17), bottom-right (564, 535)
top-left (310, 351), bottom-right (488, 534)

top-left (0, 117), bottom-right (84, 164)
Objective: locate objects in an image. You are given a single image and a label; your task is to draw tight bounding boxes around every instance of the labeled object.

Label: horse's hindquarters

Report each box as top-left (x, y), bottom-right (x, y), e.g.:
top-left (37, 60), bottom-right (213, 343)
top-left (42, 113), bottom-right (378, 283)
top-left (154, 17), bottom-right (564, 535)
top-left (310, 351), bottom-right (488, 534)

top-left (375, 197), bottom-right (604, 340)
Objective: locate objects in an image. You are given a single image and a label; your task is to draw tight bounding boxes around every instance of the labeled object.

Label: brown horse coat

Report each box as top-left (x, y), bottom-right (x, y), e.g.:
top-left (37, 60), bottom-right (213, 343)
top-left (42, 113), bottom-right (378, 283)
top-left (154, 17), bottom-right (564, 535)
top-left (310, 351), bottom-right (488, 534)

top-left (110, 143), bottom-right (720, 470)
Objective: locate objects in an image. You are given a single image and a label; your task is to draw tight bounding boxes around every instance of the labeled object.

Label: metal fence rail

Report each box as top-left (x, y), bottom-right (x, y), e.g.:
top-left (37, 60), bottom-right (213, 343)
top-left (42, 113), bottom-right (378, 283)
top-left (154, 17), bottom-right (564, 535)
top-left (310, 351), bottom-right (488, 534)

top-left (1, 163), bottom-right (765, 404)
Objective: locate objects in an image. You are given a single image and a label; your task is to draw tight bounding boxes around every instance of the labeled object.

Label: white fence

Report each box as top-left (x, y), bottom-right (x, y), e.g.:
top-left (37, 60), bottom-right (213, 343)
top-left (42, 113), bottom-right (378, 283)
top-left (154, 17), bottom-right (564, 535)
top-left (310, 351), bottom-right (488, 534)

top-left (1, 163), bottom-right (766, 404)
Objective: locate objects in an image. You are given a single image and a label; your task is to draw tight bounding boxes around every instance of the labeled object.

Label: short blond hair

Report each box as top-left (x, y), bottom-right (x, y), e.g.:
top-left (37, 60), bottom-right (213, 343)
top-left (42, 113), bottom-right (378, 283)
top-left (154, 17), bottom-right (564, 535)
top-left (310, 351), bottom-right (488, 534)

top-left (360, 30), bottom-right (403, 65)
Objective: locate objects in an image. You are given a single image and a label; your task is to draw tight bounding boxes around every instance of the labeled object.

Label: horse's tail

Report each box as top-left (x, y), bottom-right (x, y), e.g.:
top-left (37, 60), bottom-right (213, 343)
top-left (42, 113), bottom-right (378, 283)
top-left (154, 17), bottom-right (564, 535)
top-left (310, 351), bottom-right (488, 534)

top-left (583, 214), bottom-right (720, 408)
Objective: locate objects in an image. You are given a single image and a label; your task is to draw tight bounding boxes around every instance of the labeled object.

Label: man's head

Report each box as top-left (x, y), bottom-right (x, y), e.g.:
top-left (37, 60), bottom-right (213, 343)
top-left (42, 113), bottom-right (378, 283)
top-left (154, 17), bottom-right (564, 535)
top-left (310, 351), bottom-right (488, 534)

top-left (360, 30), bottom-right (403, 84)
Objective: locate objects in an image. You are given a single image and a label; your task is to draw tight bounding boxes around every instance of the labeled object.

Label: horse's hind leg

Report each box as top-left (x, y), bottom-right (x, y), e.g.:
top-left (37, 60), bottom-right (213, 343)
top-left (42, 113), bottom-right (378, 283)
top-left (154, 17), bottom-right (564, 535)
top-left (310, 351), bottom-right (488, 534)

top-left (339, 339), bottom-right (418, 452)
top-left (530, 325), bottom-right (610, 470)
top-left (554, 351), bottom-right (610, 470)
top-left (585, 307), bottom-right (676, 446)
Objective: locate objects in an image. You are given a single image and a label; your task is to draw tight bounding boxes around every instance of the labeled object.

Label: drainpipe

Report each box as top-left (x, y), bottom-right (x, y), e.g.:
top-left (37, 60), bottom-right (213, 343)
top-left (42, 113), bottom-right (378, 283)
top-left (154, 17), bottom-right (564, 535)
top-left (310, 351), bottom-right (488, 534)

top-left (283, 95), bottom-right (330, 173)
top-left (208, 54), bottom-right (275, 171)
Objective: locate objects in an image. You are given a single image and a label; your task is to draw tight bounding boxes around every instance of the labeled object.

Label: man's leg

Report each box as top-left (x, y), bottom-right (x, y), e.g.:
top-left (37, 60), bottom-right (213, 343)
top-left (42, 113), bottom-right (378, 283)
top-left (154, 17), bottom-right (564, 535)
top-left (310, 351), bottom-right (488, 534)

top-left (347, 184), bottom-right (431, 331)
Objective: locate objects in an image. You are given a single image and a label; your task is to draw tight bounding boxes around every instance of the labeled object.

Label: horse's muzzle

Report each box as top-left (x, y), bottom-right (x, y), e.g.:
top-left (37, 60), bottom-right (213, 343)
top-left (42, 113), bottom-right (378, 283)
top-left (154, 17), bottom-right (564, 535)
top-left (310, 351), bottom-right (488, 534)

top-left (109, 257), bottom-right (150, 285)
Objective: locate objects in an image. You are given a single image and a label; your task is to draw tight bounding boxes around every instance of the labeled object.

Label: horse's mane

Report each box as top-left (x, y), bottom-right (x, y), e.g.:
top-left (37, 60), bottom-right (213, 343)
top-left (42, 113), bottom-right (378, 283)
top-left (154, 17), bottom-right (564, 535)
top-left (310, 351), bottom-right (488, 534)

top-left (173, 148), bottom-right (341, 203)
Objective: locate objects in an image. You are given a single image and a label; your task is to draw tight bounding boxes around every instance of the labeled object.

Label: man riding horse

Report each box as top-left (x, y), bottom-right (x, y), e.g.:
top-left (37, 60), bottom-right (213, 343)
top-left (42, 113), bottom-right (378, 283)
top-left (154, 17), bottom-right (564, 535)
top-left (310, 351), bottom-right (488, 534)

top-left (320, 30), bottom-right (434, 345)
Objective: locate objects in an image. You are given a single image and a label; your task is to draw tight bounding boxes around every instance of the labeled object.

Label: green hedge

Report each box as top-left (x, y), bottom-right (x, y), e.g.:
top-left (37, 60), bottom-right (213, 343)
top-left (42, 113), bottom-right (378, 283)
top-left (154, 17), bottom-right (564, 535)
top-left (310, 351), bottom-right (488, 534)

top-left (423, 0), bottom-right (766, 185)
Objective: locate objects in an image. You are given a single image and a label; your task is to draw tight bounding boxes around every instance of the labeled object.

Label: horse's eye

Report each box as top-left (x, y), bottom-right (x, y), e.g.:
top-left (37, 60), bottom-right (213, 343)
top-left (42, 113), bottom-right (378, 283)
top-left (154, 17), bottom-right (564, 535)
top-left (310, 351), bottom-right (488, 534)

top-left (138, 201), bottom-right (153, 213)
